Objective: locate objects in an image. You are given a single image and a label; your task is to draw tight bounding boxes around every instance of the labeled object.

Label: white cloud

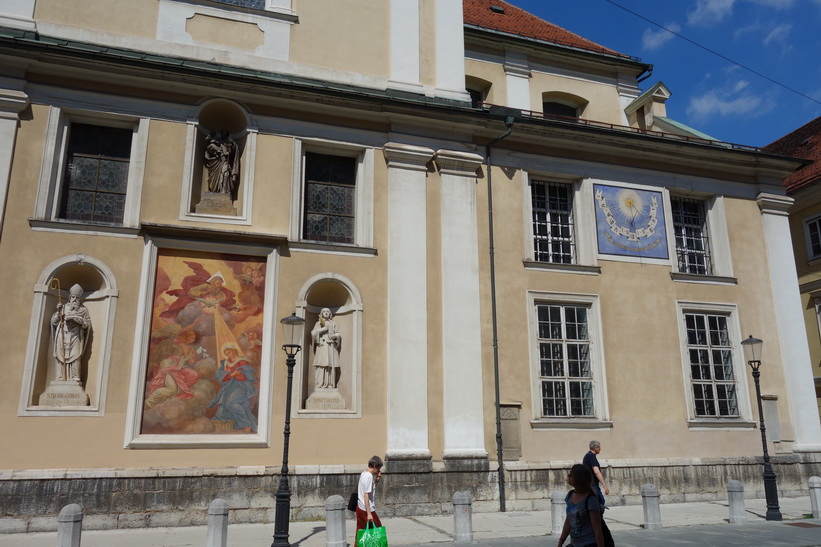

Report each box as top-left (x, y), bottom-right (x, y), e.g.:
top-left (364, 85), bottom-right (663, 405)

top-left (762, 22), bottom-right (792, 46)
top-left (733, 80), bottom-right (750, 92)
top-left (642, 24), bottom-right (680, 51)
top-left (750, 0), bottom-right (794, 8)
top-left (687, 0), bottom-right (735, 26)
top-left (687, 91), bottom-right (762, 120)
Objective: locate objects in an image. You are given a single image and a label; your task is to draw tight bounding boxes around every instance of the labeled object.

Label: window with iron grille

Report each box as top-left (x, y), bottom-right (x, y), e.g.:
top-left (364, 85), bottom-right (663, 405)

top-left (536, 303), bottom-right (594, 417)
top-left (671, 196), bottom-right (712, 275)
top-left (807, 216), bottom-right (821, 259)
top-left (531, 181), bottom-right (575, 264)
top-left (684, 312), bottom-right (739, 418)
top-left (303, 152), bottom-right (356, 244)
top-left (58, 123), bottom-right (132, 224)
top-left (542, 101), bottom-right (578, 119)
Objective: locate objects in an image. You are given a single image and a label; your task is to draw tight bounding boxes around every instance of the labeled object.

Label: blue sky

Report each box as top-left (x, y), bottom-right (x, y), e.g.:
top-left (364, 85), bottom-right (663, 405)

top-left (511, 0), bottom-right (821, 148)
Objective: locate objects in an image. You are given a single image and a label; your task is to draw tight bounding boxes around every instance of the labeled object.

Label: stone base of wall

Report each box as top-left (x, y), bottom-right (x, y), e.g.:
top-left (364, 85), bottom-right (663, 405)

top-left (1, 454), bottom-right (820, 533)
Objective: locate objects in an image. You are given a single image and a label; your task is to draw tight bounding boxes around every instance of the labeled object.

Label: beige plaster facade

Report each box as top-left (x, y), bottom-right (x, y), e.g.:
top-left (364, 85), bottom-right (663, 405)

top-left (0, 0), bottom-right (819, 531)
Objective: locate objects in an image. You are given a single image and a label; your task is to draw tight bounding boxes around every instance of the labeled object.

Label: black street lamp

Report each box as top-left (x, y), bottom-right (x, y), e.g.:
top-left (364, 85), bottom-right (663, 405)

top-left (741, 334), bottom-right (782, 521)
top-left (272, 312), bottom-right (306, 547)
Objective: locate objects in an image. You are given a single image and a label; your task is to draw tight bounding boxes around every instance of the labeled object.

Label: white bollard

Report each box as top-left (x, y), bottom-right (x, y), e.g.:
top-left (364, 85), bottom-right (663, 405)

top-left (727, 480), bottom-right (746, 524)
top-left (325, 495), bottom-right (347, 547)
top-left (206, 498), bottom-right (229, 547)
top-left (57, 504), bottom-right (83, 547)
top-left (551, 490), bottom-right (566, 535)
top-left (809, 476), bottom-right (821, 519)
top-left (452, 491), bottom-right (473, 543)
top-left (641, 483), bottom-right (662, 530)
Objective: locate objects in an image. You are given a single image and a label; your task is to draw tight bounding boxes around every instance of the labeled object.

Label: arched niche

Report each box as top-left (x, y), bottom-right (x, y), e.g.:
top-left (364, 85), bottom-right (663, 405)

top-left (19, 254), bottom-right (118, 416)
top-left (294, 273), bottom-right (363, 418)
top-left (181, 98), bottom-right (257, 223)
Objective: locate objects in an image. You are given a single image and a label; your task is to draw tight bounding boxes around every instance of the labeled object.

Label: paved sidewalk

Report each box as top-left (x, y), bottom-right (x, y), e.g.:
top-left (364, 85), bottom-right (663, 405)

top-left (2, 496), bottom-right (818, 546)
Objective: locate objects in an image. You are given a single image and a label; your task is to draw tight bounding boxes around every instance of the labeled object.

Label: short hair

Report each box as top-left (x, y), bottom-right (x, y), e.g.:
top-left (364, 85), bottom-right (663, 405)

top-left (368, 455), bottom-right (383, 469)
top-left (589, 440), bottom-right (601, 450)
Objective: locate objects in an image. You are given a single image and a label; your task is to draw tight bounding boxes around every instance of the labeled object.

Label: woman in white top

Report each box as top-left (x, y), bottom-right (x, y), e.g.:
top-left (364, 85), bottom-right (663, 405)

top-left (355, 455), bottom-right (383, 546)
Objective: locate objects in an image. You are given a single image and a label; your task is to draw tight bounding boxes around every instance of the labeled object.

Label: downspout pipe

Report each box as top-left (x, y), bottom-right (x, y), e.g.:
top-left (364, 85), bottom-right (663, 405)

top-left (484, 107), bottom-right (518, 512)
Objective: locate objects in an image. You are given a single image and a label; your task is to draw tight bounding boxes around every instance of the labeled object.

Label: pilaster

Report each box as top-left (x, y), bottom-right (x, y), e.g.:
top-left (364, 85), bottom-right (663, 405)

top-left (383, 142), bottom-right (435, 471)
top-left (503, 51), bottom-right (531, 111)
top-left (0, 78), bottom-right (30, 241)
top-left (435, 149), bottom-right (488, 470)
top-left (389, 0), bottom-right (424, 94)
top-left (757, 192), bottom-right (821, 451)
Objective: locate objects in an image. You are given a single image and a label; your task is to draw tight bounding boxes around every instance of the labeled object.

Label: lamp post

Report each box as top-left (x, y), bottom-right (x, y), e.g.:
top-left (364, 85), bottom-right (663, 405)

top-left (272, 312), bottom-right (306, 547)
top-left (741, 334), bottom-right (782, 521)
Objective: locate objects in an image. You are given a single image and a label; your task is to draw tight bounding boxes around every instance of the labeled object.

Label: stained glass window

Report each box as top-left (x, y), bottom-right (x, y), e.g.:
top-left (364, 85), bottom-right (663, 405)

top-left (303, 152), bottom-right (356, 244)
top-left (58, 123), bottom-right (132, 224)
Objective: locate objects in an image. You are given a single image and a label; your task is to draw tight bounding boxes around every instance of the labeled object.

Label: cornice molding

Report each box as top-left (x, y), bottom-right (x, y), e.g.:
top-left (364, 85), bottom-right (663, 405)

top-left (383, 142), bottom-right (434, 172)
top-left (434, 149), bottom-right (483, 176)
top-left (757, 192), bottom-right (793, 216)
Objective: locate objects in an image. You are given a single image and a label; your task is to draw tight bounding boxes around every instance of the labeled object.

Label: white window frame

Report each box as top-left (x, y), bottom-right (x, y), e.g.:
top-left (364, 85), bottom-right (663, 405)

top-left (523, 174), bottom-right (598, 273)
top-left (289, 139), bottom-right (374, 249)
top-left (804, 214), bottom-right (821, 261)
top-left (33, 106), bottom-right (147, 232)
top-left (527, 291), bottom-right (610, 428)
top-left (667, 194), bottom-right (734, 281)
top-left (675, 301), bottom-right (754, 428)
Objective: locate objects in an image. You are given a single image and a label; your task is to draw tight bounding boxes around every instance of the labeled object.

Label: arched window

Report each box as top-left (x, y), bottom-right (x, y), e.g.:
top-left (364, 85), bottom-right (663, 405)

top-left (541, 92), bottom-right (588, 120)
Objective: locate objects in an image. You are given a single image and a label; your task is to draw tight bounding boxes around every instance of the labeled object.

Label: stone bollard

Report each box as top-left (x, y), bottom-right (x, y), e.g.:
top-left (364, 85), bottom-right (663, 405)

top-left (810, 476), bottom-right (821, 519)
top-left (727, 480), bottom-right (746, 524)
top-left (206, 499), bottom-right (229, 547)
top-left (641, 483), bottom-right (662, 530)
top-left (551, 490), bottom-right (567, 535)
top-left (452, 491), bottom-right (473, 543)
top-left (325, 495), bottom-right (347, 547)
top-left (57, 504), bottom-right (83, 547)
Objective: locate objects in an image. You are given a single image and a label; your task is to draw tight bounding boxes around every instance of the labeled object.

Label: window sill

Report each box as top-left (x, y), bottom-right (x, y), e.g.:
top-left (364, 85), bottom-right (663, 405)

top-left (530, 419), bottom-right (613, 430)
top-left (290, 241), bottom-right (377, 257)
top-left (523, 261), bottom-right (601, 275)
top-left (29, 218), bottom-right (140, 238)
top-left (686, 419), bottom-right (756, 430)
top-left (670, 272), bottom-right (737, 285)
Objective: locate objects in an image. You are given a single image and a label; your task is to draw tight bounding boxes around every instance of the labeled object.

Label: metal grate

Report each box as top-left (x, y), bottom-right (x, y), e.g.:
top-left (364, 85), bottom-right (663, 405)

top-left (531, 181), bottom-right (575, 264)
top-left (672, 196), bottom-right (712, 275)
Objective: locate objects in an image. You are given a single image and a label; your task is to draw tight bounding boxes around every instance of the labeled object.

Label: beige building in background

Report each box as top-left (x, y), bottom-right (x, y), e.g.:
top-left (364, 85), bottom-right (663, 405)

top-left (0, 0), bottom-right (819, 531)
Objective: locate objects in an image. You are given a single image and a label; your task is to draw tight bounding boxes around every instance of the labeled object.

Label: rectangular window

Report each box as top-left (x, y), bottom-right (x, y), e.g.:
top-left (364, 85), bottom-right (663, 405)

top-left (58, 123), bottom-right (133, 224)
top-left (671, 196), bottom-right (711, 275)
top-left (531, 181), bottom-right (574, 264)
top-left (807, 216), bottom-right (821, 259)
top-left (302, 152), bottom-right (356, 244)
top-left (684, 312), bottom-right (739, 418)
top-left (536, 303), bottom-right (594, 417)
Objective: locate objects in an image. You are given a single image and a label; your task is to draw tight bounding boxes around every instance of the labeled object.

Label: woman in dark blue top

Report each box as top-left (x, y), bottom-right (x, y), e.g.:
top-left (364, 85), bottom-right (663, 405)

top-left (557, 464), bottom-right (604, 547)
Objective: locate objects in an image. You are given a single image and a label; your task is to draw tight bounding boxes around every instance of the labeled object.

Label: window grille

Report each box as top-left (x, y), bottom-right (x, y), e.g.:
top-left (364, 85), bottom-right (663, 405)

top-left (58, 123), bottom-right (132, 224)
top-left (685, 313), bottom-right (739, 418)
top-left (531, 181), bottom-right (574, 264)
top-left (537, 304), bottom-right (594, 417)
top-left (671, 196), bottom-right (712, 275)
top-left (808, 217), bottom-right (821, 259)
top-left (303, 152), bottom-right (356, 244)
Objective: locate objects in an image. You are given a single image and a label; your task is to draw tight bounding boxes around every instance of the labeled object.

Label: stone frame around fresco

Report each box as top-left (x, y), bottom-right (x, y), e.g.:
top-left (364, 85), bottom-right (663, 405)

top-left (123, 236), bottom-right (279, 449)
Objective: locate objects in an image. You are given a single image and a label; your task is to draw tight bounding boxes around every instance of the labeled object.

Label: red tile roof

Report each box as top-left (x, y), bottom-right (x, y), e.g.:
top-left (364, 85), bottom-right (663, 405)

top-left (763, 116), bottom-right (821, 193)
top-left (463, 0), bottom-right (632, 60)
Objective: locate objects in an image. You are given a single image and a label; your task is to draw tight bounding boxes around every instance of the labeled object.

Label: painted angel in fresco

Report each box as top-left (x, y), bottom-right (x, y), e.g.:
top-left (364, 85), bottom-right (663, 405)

top-left (208, 342), bottom-right (258, 433)
top-left (145, 329), bottom-right (201, 408)
top-left (225, 261), bottom-right (266, 324)
top-left (160, 261), bottom-right (238, 337)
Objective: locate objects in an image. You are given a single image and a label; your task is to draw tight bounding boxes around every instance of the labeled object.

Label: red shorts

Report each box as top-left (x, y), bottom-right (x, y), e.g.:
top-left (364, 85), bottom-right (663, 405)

top-left (354, 506), bottom-right (382, 547)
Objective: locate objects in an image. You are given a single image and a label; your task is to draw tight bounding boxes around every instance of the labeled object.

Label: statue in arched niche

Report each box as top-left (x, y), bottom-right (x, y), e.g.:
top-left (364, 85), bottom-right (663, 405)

top-left (311, 308), bottom-right (342, 389)
top-left (204, 128), bottom-right (240, 196)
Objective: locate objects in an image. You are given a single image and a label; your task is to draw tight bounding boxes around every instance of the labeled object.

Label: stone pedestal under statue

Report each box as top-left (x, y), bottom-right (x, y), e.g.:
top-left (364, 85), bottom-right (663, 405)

top-left (38, 381), bottom-right (89, 407)
top-left (305, 388), bottom-right (346, 411)
top-left (196, 192), bottom-right (237, 216)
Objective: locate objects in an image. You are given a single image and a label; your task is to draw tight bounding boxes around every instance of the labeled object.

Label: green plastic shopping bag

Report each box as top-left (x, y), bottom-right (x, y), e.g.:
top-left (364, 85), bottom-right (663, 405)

top-left (356, 521), bottom-right (388, 547)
